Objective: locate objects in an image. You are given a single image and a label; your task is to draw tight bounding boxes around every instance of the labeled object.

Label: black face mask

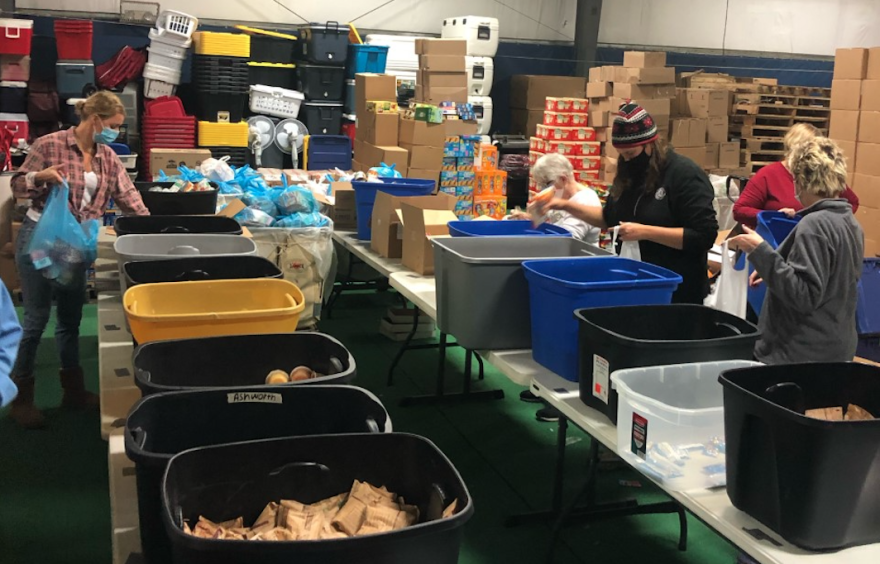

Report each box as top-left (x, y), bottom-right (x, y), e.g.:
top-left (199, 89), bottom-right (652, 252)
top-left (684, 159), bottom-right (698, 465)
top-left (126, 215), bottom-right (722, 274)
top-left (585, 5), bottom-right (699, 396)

top-left (623, 149), bottom-right (651, 173)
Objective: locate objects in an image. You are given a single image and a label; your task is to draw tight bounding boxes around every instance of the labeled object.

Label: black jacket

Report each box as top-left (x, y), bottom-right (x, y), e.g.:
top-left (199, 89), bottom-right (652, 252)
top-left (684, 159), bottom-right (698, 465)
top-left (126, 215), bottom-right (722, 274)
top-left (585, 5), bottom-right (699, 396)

top-left (603, 150), bottom-right (718, 304)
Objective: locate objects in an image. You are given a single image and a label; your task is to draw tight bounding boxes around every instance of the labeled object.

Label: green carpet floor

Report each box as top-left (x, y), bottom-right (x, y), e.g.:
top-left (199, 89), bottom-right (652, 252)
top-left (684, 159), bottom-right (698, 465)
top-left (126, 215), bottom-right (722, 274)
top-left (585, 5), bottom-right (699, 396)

top-left (0, 291), bottom-right (736, 564)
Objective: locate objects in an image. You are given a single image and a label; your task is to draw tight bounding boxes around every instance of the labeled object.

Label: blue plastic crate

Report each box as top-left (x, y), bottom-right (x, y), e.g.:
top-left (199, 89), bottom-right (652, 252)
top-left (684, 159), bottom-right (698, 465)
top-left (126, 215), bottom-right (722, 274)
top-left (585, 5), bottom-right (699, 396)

top-left (307, 135), bottom-right (352, 171)
top-left (744, 211), bottom-right (801, 317)
top-left (352, 178), bottom-right (437, 240)
top-left (346, 44), bottom-right (389, 79)
top-left (448, 220), bottom-right (571, 238)
top-left (858, 258), bottom-right (880, 336)
top-left (522, 257), bottom-right (682, 381)
top-left (857, 335), bottom-right (880, 362)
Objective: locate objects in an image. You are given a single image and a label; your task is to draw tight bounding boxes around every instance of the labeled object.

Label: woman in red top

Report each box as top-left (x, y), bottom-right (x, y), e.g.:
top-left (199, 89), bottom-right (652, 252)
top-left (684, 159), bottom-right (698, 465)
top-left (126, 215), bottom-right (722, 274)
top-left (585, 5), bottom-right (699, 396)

top-left (733, 123), bottom-right (859, 228)
top-left (8, 91), bottom-right (148, 429)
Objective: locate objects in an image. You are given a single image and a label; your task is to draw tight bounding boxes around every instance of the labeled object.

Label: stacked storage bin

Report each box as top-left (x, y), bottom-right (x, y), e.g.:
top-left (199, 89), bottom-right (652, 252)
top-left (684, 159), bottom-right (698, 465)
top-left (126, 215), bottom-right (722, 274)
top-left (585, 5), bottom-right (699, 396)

top-left (344, 42), bottom-right (389, 116)
top-left (55, 19), bottom-right (96, 104)
top-left (296, 22), bottom-right (348, 135)
top-left (141, 96), bottom-right (197, 181)
top-left (192, 31), bottom-right (250, 167)
top-left (143, 11), bottom-right (199, 99)
top-left (0, 19), bottom-right (32, 152)
top-left (442, 16), bottom-right (499, 135)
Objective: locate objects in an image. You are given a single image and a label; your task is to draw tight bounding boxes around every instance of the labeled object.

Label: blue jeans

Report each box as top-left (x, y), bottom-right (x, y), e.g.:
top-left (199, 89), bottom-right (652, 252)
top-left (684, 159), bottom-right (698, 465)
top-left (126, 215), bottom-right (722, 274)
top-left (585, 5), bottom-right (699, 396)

top-left (11, 218), bottom-right (87, 381)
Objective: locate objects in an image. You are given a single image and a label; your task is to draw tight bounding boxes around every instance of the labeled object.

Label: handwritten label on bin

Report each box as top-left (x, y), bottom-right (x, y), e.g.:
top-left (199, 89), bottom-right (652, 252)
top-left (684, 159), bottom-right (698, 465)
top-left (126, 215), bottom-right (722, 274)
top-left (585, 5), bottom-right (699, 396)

top-left (227, 392), bottom-right (283, 404)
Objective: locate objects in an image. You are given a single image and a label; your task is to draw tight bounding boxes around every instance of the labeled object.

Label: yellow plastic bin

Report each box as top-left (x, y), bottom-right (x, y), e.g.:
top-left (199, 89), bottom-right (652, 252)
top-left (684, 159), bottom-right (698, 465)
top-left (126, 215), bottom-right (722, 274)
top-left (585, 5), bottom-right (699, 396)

top-left (193, 31), bottom-right (251, 58)
top-left (197, 121), bottom-right (249, 147)
top-left (123, 279), bottom-right (305, 344)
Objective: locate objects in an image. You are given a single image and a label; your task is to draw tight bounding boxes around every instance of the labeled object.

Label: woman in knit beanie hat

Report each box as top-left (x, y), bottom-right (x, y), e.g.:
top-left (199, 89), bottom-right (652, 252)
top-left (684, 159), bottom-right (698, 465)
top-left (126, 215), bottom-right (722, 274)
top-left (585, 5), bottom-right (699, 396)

top-left (532, 102), bottom-right (718, 303)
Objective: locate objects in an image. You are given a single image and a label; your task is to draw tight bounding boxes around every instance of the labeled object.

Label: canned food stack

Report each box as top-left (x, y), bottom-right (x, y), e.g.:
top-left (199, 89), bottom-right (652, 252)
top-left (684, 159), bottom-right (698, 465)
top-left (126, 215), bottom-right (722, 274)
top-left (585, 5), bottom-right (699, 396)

top-left (442, 16), bottom-right (499, 135)
top-left (296, 22), bottom-right (348, 135)
top-left (143, 10), bottom-right (199, 99)
top-left (141, 96), bottom-right (197, 181)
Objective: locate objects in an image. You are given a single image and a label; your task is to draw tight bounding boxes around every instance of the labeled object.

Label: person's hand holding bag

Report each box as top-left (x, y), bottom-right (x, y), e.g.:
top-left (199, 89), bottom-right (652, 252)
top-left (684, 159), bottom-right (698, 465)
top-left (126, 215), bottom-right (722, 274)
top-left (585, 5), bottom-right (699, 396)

top-left (33, 165), bottom-right (65, 186)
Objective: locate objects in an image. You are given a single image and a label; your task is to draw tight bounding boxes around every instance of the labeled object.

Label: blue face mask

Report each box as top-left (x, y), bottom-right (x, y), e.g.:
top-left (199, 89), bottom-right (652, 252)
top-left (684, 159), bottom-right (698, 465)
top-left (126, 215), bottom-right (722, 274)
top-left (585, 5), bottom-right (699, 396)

top-left (94, 120), bottom-right (119, 144)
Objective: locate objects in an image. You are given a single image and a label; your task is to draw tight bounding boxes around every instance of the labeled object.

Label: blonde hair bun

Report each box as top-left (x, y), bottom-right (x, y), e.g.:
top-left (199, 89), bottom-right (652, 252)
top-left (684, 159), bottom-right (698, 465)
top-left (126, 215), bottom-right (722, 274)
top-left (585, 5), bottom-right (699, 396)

top-left (76, 91), bottom-right (125, 120)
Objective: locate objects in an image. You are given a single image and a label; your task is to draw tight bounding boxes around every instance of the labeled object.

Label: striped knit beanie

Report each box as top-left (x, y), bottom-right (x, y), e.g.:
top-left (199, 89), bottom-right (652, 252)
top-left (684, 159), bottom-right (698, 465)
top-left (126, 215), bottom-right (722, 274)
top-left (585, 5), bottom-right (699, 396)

top-left (612, 102), bottom-right (658, 149)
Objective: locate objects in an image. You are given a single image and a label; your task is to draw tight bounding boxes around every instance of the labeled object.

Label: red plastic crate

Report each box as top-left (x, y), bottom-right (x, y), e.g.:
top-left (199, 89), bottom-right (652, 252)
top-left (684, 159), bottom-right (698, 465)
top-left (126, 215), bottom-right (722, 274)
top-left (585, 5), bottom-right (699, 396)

top-left (54, 20), bottom-right (93, 60)
top-left (145, 96), bottom-right (187, 118)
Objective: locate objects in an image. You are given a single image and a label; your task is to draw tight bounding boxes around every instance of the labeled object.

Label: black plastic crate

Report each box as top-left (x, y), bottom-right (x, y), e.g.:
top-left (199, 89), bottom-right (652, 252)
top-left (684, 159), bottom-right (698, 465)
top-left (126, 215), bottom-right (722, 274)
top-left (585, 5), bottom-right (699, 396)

top-left (193, 54), bottom-right (249, 71)
top-left (195, 92), bottom-right (248, 122)
top-left (300, 101), bottom-right (342, 135)
top-left (298, 63), bottom-right (345, 101)
top-left (248, 63), bottom-right (296, 89)
top-left (297, 22), bottom-right (349, 64)
top-left (162, 433), bottom-right (472, 564)
top-left (251, 35), bottom-right (297, 64)
top-left (125, 385), bottom-right (389, 564)
top-left (114, 215), bottom-right (242, 237)
top-left (720, 362), bottom-right (880, 550)
top-left (199, 146), bottom-right (249, 168)
top-left (576, 304), bottom-right (760, 424)
top-left (124, 256), bottom-right (281, 288)
top-left (133, 332), bottom-right (356, 395)
top-left (134, 182), bottom-right (219, 216)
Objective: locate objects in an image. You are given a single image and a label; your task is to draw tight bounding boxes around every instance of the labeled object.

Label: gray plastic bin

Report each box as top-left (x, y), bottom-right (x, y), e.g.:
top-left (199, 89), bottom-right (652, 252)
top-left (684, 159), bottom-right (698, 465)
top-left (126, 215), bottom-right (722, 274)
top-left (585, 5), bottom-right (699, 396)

top-left (114, 234), bottom-right (258, 292)
top-left (432, 236), bottom-right (612, 350)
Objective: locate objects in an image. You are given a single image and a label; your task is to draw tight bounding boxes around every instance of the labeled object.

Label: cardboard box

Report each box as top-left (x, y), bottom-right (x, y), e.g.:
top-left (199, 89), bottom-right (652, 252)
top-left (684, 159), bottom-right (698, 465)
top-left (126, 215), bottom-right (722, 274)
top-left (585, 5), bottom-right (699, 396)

top-left (854, 174), bottom-right (880, 209)
top-left (856, 205), bottom-right (880, 243)
top-left (415, 38), bottom-right (466, 56)
top-left (355, 73), bottom-right (397, 116)
top-left (0, 255), bottom-right (18, 292)
top-left (613, 83), bottom-right (676, 100)
top-left (371, 191), bottom-right (406, 258)
top-left (401, 144), bottom-right (444, 170)
top-left (418, 71), bottom-right (468, 89)
top-left (510, 75), bottom-right (587, 110)
top-left (719, 142), bottom-right (739, 169)
top-left (861, 80), bottom-right (880, 112)
top-left (831, 79), bottom-right (863, 110)
top-left (834, 48), bottom-right (868, 80)
top-left (149, 148), bottom-right (212, 178)
top-left (444, 119), bottom-right (479, 137)
top-left (586, 81), bottom-right (612, 99)
top-left (357, 112), bottom-right (399, 146)
top-left (399, 117), bottom-right (446, 147)
top-left (417, 85), bottom-right (468, 104)
top-left (858, 112), bottom-right (880, 144)
top-left (683, 89), bottom-right (730, 118)
top-left (856, 143), bottom-right (880, 176)
top-left (354, 139), bottom-right (408, 174)
top-left (400, 194), bottom-right (458, 275)
top-left (599, 66), bottom-right (618, 83)
top-left (614, 66), bottom-right (676, 85)
top-left (706, 116), bottom-right (728, 143)
top-left (866, 237), bottom-right (880, 259)
top-left (677, 145), bottom-right (707, 168)
top-left (834, 139), bottom-right (857, 170)
top-left (407, 168), bottom-right (441, 184)
top-left (868, 48), bottom-right (880, 80)
top-left (705, 143), bottom-right (720, 169)
top-left (510, 108), bottom-right (545, 136)
top-left (829, 110), bottom-right (860, 142)
top-left (589, 110), bottom-right (611, 128)
top-left (419, 55), bottom-right (466, 73)
top-left (623, 51), bottom-right (667, 68)
top-left (670, 118), bottom-right (707, 147)
top-left (588, 66), bottom-right (603, 83)
top-left (328, 181), bottom-right (356, 230)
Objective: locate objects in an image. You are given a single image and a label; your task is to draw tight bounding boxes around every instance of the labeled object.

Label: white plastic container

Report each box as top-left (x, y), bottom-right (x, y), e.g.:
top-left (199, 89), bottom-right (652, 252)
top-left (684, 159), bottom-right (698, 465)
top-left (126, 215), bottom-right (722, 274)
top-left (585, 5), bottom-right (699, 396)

top-left (469, 95), bottom-right (493, 135)
top-left (117, 153), bottom-right (138, 169)
top-left (146, 47), bottom-right (186, 72)
top-left (249, 85), bottom-right (305, 119)
top-left (612, 360), bottom-right (763, 492)
top-left (143, 62), bottom-right (181, 85)
top-left (144, 78), bottom-right (177, 99)
top-left (441, 16), bottom-right (499, 57)
top-left (365, 34), bottom-right (421, 73)
top-left (148, 29), bottom-right (192, 58)
top-left (154, 10), bottom-right (198, 41)
top-left (466, 56), bottom-right (494, 96)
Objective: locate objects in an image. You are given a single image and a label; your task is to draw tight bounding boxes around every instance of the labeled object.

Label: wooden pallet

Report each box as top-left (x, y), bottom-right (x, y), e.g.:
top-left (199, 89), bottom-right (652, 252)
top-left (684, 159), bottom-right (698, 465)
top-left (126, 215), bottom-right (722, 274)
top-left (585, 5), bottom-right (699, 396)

top-left (746, 161), bottom-right (774, 174)
top-left (732, 123), bottom-right (828, 138)
top-left (733, 93), bottom-right (831, 110)
top-left (742, 137), bottom-right (786, 152)
top-left (742, 149), bottom-right (785, 163)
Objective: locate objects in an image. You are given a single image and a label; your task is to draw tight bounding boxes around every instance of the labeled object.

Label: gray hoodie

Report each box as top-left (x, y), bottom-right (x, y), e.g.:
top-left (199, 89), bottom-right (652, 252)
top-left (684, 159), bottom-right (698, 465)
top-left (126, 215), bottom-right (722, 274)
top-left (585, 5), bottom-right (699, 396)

top-left (750, 199), bottom-right (864, 365)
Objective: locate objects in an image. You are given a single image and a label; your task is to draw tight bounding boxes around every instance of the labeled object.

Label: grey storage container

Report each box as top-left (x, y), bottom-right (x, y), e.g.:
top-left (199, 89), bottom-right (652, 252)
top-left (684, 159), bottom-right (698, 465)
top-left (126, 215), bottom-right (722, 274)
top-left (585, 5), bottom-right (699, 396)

top-left (114, 234), bottom-right (257, 292)
top-left (432, 236), bottom-right (611, 350)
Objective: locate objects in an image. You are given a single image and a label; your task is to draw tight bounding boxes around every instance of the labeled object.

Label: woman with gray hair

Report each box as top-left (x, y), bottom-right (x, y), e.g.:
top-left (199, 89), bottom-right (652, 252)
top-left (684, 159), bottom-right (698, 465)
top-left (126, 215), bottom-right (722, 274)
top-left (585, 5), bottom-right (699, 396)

top-left (512, 153), bottom-right (602, 245)
top-left (730, 137), bottom-right (864, 364)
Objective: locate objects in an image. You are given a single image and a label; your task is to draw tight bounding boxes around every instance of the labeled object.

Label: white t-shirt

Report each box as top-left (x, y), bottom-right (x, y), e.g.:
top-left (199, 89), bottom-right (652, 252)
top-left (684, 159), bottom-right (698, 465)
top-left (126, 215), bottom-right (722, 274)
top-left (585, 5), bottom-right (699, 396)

top-left (545, 187), bottom-right (602, 245)
top-left (27, 171), bottom-right (99, 221)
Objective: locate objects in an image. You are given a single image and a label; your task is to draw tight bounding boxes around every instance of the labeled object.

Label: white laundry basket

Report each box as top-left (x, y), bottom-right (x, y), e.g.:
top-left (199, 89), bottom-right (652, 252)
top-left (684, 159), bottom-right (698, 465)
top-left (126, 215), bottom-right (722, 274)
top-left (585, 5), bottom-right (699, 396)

top-left (249, 85), bottom-right (305, 119)
top-left (441, 16), bottom-right (499, 57)
top-left (154, 10), bottom-right (198, 41)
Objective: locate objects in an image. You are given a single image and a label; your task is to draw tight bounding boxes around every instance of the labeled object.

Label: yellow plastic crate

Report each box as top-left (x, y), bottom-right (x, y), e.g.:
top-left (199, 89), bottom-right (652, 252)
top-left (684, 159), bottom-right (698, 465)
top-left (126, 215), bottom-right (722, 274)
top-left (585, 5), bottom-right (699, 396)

top-left (123, 279), bottom-right (305, 344)
top-left (193, 31), bottom-right (251, 57)
top-left (198, 121), bottom-right (249, 147)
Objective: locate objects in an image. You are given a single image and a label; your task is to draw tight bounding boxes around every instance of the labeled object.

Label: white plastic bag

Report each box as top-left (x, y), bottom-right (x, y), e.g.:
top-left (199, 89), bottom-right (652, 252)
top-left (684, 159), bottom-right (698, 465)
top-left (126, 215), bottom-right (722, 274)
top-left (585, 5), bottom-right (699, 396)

top-left (611, 225), bottom-right (642, 261)
top-left (198, 156), bottom-right (235, 183)
top-left (704, 240), bottom-right (748, 319)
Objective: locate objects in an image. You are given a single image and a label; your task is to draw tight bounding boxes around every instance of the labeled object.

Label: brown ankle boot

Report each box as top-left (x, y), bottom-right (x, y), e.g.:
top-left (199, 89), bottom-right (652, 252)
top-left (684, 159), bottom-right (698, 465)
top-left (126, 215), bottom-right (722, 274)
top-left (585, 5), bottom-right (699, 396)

top-left (60, 367), bottom-right (99, 409)
top-left (10, 377), bottom-right (46, 429)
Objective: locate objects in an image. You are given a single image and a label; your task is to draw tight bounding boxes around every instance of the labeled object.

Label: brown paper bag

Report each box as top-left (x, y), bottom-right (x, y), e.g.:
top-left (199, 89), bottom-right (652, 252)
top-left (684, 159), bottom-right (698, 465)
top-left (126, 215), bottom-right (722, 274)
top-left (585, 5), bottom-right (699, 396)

top-left (251, 502), bottom-right (279, 535)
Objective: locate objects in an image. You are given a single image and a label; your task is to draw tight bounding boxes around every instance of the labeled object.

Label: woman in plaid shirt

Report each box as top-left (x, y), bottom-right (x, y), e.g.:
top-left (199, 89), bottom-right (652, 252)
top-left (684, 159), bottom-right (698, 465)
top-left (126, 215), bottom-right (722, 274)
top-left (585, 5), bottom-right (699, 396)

top-left (8, 91), bottom-right (148, 429)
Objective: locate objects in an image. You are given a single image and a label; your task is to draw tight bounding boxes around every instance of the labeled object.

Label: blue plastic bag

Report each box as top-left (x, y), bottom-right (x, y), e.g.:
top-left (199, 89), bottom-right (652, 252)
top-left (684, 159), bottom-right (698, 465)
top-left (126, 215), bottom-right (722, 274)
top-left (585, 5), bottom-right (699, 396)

top-left (27, 181), bottom-right (99, 287)
top-left (273, 212), bottom-right (331, 228)
top-left (370, 162), bottom-right (403, 178)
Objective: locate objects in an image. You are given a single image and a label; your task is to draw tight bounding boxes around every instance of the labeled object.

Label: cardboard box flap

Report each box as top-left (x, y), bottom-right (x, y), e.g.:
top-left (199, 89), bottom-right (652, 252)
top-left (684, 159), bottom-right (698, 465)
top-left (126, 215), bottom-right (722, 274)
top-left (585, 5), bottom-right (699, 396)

top-left (395, 208), bottom-right (406, 224)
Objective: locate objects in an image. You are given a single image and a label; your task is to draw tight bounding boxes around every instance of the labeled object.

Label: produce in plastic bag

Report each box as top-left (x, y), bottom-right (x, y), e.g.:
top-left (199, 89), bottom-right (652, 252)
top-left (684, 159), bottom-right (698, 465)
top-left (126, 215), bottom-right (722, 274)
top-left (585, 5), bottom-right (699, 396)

top-left (369, 162), bottom-right (403, 179)
top-left (275, 185), bottom-right (318, 215)
top-left (199, 156), bottom-right (235, 183)
top-left (235, 207), bottom-right (275, 227)
top-left (27, 181), bottom-right (99, 287)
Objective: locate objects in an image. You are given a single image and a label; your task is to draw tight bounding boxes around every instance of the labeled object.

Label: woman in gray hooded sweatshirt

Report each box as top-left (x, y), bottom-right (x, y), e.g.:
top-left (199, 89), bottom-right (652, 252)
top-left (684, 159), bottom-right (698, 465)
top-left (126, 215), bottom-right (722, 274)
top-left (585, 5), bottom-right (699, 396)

top-left (730, 137), bottom-right (864, 364)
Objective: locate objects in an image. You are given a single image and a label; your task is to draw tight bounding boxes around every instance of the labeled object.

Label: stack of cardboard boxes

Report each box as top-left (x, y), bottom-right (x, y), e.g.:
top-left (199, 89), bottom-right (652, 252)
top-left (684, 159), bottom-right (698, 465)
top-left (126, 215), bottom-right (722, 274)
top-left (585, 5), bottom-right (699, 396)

top-left (415, 39), bottom-right (468, 105)
top-left (352, 73), bottom-right (407, 175)
top-left (830, 47), bottom-right (880, 257)
top-left (672, 89), bottom-right (739, 171)
top-left (585, 51), bottom-right (676, 182)
top-left (527, 96), bottom-right (600, 190)
top-left (510, 75), bottom-right (587, 138)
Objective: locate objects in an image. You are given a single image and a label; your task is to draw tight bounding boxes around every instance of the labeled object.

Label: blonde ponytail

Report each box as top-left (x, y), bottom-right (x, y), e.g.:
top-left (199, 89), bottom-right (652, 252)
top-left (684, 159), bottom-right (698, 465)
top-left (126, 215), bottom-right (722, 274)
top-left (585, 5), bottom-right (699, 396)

top-left (75, 91), bottom-right (125, 120)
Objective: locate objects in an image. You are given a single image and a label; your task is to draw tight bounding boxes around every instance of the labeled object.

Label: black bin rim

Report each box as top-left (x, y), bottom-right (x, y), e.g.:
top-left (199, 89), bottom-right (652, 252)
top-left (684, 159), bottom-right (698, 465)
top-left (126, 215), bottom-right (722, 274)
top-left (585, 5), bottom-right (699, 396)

top-left (122, 255), bottom-right (281, 286)
top-left (132, 332), bottom-right (357, 395)
top-left (114, 215), bottom-right (242, 237)
top-left (575, 303), bottom-right (761, 346)
top-left (124, 384), bottom-right (392, 464)
top-left (161, 432), bottom-right (474, 545)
